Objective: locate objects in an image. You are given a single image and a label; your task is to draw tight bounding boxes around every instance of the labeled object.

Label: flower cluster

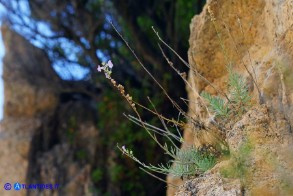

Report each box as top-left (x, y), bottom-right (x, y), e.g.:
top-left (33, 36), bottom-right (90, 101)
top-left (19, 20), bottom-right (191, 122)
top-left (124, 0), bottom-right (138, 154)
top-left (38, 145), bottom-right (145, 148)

top-left (97, 60), bottom-right (114, 79)
top-left (122, 145), bottom-right (133, 155)
top-left (97, 60), bottom-right (136, 109)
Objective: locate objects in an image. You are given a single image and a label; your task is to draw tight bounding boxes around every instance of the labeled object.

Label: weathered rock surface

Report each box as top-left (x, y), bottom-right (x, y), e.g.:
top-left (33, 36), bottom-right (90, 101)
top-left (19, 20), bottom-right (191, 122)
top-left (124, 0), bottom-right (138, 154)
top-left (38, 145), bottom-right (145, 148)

top-left (0, 26), bottom-right (100, 196)
top-left (0, 24), bottom-right (60, 196)
top-left (175, 162), bottom-right (242, 196)
top-left (168, 0), bottom-right (293, 195)
top-left (176, 105), bottom-right (293, 195)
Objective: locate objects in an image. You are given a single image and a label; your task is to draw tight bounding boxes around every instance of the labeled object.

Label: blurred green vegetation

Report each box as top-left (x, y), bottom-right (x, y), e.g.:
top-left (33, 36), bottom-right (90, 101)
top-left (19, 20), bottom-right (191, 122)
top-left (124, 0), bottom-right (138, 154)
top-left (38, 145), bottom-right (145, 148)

top-left (220, 140), bottom-right (254, 183)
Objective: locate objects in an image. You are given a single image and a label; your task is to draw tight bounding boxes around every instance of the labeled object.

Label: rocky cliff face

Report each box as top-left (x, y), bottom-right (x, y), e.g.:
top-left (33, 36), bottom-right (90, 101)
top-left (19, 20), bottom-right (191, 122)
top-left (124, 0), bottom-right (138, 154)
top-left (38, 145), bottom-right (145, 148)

top-left (0, 25), bottom-right (100, 195)
top-left (168, 0), bottom-right (293, 195)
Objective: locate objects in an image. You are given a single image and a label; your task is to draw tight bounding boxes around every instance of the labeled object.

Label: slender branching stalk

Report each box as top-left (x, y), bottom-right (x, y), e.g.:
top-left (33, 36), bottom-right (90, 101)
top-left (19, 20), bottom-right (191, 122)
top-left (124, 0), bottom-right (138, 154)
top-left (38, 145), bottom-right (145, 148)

top-left (236, 16), bottom-right (263, 103)
top-left (152, 27), bottom-right (231, 103)
top-left (109, 20), bottom-right (186, 115)
top-left (98, 21), bottom-right (224, 181)
top-left (98, 10), bottom-right (257, 185)
top-left (207, 5), bottom-right (262, 103)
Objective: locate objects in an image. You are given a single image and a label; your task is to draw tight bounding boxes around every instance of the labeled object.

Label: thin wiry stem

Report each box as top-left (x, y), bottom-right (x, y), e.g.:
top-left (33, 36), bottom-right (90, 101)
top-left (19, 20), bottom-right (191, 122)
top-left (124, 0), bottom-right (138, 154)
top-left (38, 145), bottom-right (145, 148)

top-left (126, 114), bottom-right (182, 144)
top-left (175, 112), bottom-right (184, 140)
top-left (139, 167), bottom-right (178, 188)
top-left (212, 3), bottom-right (262, 103)
top-left (157, 43), bottom-right (211, 116)
top-left (147, 97), bottom-right (182, 148)
top-left (117, 144), bottom-right (173, 174)
top-left (108, 20), bottom-right (192, 157)
top-left (153, 27), bottom-right (231, 103)
top-left (236, 16), bottom-right (263, 103)
top-left (109, 20), bottom-right (186, 115)
top-left (131, 100), bottom-right (185, 127)
top-left (157, 43), bottom-right (227, 131)
top-left (216, 12), bottom-right (261, 103)
top-left (107, 75), bottom-right (174, 157)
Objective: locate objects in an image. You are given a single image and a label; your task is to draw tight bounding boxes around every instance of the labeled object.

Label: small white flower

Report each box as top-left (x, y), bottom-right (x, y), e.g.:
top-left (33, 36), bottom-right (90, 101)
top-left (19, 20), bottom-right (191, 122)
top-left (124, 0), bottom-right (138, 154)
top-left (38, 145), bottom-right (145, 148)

top-left (122, 145), bottom-right (127, 152)
top-left (105, 72), bottom-right (111, 79)
top-left (180, 137), bottom-right (184, 143)
top-left (97, 65), bottom-right (103, 72)
top-left (107, 60), bottom-right (113, 69)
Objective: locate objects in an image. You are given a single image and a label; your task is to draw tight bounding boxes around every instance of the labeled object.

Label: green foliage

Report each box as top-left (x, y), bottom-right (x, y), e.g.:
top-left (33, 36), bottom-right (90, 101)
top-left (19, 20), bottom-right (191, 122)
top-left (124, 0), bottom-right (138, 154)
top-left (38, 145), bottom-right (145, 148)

top-left (65, 116), bottom-right (77, 144)
top-left (170, 147), bottom-right (216, 177)
top-left (119, 145), bottom-right (216, 179)
top-left (91, 169), bottom-right (104, 183)
top-left (228, 69), bottom-right (251, 111)
top-left (201, 68), bottom-right (251, 120)
top-left (201, 92), bottom-right (229, 118)
top-left (109, 165), bottom-right (124, 183)
top-left (220, 140), bottom-right (253, 181)
top-left (75, 149), bottom-right (87, 160)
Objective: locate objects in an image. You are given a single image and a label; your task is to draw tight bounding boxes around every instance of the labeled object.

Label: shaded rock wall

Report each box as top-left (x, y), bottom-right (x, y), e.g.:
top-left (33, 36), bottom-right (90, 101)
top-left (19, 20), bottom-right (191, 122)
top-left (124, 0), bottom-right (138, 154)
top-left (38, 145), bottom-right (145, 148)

top-left (0, 26), bottom-right (100, 196)
top-left (0, 24), bottom-right (60, 196)
top-left (168, 0), bottom-right (293, 195)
